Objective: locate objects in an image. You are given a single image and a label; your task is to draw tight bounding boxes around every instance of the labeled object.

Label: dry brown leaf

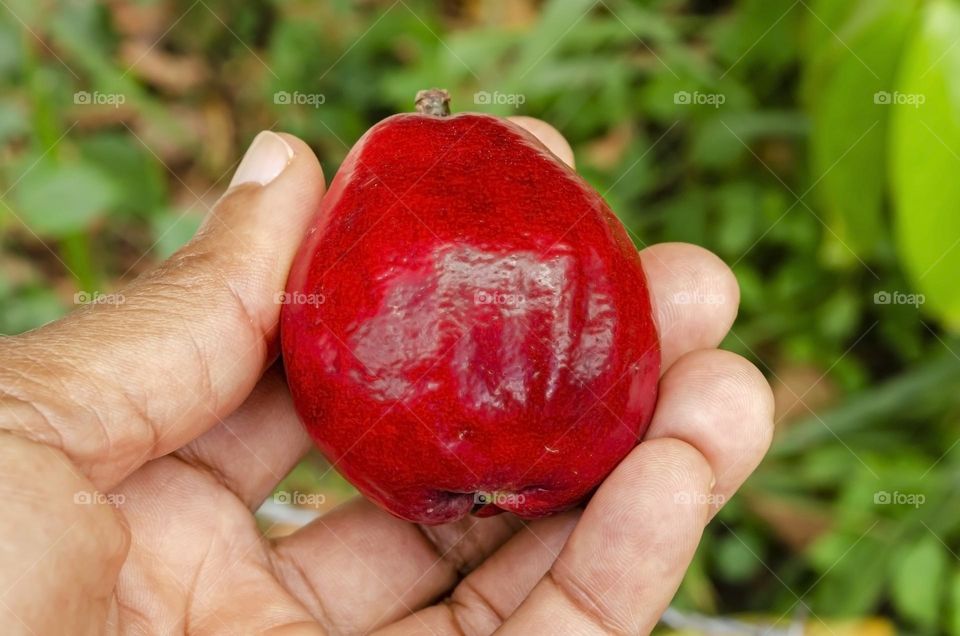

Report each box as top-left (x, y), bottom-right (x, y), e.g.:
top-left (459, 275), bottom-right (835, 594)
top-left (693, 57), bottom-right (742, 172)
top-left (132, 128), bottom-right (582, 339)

top-left (661, 615), bottom-right (895, 636)
top-left (805, 618), bottom-right (896, 636)
top-left (171, 171), bottom-right (223, 214)
top-left (107, 0), bottom-right (177, 40)
top-left (584, 121), bottom-right (634, 170)
top-left (770, 363), bottom-right (838, 425)
top-left (0, 253), bottom-right (43, 287)
top-left (758, 139), bottom-right (796, 178)
top-left (133, 104), bottom-right (203, 165)
top-left (199, 98), bottom-right (236, 178)
top-left (71, 103), bottom-right (138, 130)
top-left (463, 0), bottom-right (539, 29)
top-left (119, 40), bottom-right (210, 94)
top-left (746, 491), bottom-right (833, 551)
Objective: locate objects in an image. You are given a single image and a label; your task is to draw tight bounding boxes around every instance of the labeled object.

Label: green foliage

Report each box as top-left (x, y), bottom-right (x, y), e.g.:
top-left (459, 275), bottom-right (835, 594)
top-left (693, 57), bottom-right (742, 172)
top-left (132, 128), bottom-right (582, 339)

top-left (891, 0), bottom-right (960, 329)
top-left (804, 0), bottom-right (960, 327)
top-left (12, 160), bottom-right (120, 236)
top-left (805, 0), bottom-right (920, 258)
top-left (891, 536), bottom-right (948, 629)
top-left (950, 568), bottom-right (960, 635)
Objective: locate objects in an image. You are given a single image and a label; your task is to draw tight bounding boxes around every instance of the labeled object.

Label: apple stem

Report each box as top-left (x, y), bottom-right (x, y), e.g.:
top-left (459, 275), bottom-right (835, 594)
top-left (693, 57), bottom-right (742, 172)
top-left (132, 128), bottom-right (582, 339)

top-left (415, 88), bottom-right (451, 116)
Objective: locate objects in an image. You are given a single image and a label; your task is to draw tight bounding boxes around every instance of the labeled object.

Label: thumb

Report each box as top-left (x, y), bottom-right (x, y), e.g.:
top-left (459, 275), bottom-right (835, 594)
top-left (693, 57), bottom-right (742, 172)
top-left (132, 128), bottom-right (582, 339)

top-left (0, 131), bottom-right (325, 489)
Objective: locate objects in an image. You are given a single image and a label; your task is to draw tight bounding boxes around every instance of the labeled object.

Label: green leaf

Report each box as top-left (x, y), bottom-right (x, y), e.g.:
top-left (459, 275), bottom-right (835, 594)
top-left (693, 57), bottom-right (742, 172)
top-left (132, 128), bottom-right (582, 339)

top-left (801, 0), bottom-right (858, 59)
top-left (660, 189), bottom-right (708, 246)
top-left (150, 209), bottom-right (203, 259)
top-left (890, 536), bottom-right (947, 629)
top-left (508, 0), bottom-right (598, 86)
top-left (79, 133), bottom-right (167, 218)
top-left (677, 544), bottom-right (717, 611)
top-left (691, 111), bottom-right (807, 170)
top-left (712, 0), bottom-right (801, 80)
top-left (713, 530), bottom-right (764, 583)
top-left (0, 287), bottom-right (65, 335)
top-left (0, 99), bottom-right (28, 144)
top-left (714, 182), bottom-right (760, 256)
top-left (806, 0), bottom-right (920, 258)
top-left (808, 531), bottom-right (888, 614)
top-left (817, 290), bottom-right (861, 342)
top-left (0, 19), bottom-right (23, 77)
top-left (12, 160), bottom-right (120, 236)
top-left (950, 567), bottom-right (960, 636)
top-left (891, 0), bottom-right (960, 329)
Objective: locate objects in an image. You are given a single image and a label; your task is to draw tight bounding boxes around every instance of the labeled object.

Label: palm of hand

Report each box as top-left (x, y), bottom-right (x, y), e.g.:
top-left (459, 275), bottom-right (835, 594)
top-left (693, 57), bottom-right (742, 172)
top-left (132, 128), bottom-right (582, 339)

top-left (0, 126), bottom-right (772, 636)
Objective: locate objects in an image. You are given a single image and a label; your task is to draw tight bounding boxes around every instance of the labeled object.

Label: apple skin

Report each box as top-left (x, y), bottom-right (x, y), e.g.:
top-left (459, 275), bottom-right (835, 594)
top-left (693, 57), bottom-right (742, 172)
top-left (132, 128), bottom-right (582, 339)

top-left (281, 109), bottom-right (660, 525)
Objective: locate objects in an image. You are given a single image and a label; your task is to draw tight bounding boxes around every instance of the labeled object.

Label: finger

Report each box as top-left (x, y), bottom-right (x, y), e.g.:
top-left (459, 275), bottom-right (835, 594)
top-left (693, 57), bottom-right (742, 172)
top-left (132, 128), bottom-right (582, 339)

top-left (507, 116), bottom-right (576, 168)
top-left (0, 132), bottom-right (325, 490)
top-left (375, 512), bottom-right (579, 636)
top-left (644, 348), bottom-right (774, 516)
top-left (270, 498), bottom-right (523, 634)
top-left (640, 242), bottom-right (739, 371)
top-left (500, 439), bottom-right (714, 635)
top-left (174, 363), bottom-right (312, 510)
top-left (267, 244), bottom-right (736, 628)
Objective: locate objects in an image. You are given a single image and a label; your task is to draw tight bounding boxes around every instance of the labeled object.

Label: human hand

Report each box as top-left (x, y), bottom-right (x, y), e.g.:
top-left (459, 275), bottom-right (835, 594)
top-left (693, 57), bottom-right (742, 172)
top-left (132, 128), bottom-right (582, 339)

top-left (0, 123), bottom-right (772, 635)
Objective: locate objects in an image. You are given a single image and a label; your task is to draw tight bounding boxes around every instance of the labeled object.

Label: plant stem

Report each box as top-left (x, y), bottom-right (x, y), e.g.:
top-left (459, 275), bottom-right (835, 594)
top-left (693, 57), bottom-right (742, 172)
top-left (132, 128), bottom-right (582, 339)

top-left (415, 89), bottom-right (451, 116)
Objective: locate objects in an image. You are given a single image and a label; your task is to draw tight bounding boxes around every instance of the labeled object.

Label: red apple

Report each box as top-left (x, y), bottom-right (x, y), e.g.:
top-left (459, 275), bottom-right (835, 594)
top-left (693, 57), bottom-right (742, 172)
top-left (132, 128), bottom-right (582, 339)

top-left (281, 90), bottom-right (660, 525)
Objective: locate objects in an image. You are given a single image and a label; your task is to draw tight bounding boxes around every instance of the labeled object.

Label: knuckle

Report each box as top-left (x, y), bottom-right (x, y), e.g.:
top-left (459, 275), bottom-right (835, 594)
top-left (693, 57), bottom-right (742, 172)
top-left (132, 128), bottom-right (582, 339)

top-left (546, 569), bottom-right (622, 633)
top-left (448, 577), bottom-right (504, 636)
top-left (194, 183), bottom-right (265, 240)
top-left (0, 347), bottom-right (108, 462)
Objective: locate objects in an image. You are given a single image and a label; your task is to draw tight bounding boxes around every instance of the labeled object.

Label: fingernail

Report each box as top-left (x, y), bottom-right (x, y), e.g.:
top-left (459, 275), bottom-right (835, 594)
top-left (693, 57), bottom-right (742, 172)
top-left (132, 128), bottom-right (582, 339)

top-left (229, 131), bottom-right (294, 189)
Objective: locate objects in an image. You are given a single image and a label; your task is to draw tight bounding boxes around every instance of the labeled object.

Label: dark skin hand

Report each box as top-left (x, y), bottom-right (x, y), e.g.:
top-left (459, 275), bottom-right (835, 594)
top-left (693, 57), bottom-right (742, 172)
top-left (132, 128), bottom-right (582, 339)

top-left (0, 122), bottom-right (773, 635)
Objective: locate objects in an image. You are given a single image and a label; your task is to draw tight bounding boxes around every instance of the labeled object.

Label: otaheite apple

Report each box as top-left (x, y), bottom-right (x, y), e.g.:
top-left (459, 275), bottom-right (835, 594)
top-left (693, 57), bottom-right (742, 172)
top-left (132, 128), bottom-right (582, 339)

top-left (281, 89), bottom-right (660, 525)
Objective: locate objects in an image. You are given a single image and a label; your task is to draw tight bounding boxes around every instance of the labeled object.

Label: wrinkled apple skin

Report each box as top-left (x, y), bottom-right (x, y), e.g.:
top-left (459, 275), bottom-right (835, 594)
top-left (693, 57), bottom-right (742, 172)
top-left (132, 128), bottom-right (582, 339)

top-left (281, 111), bottom-right (660, 525)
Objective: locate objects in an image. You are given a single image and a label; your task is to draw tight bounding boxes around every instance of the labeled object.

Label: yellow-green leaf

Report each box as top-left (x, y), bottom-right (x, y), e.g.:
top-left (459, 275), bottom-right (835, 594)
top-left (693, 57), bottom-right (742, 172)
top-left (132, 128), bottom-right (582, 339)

top-left (806, 0), bottom-right (920, 258)
top-left (890, 0), bottom-right (960, 329)
top-left (890, 536), bottom-right (947, 629)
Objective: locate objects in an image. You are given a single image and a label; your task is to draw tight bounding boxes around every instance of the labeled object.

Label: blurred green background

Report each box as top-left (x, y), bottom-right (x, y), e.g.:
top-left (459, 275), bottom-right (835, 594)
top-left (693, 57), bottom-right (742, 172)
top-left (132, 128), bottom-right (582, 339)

top-left (2, 0), bottom-right (960, 631)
